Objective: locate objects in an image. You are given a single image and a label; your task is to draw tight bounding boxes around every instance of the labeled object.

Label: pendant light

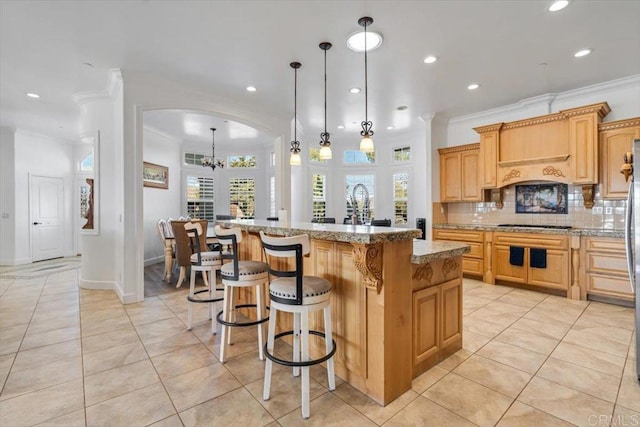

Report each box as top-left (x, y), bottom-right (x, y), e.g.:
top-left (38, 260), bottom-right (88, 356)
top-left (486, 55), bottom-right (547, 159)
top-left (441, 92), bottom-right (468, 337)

top-left (289, 61), bottom-right (302, 166)
top-left (358, 16), bottom-right (375, 153)
top-left (318, 42), bottom-right (332, 160)
top-left (202, 128), bottom-right (225, 171)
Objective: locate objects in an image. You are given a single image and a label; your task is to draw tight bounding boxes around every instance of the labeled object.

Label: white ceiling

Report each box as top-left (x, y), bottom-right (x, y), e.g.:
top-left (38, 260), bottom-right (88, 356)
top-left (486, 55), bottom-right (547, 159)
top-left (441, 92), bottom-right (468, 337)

top-left (1, 0), bottom-right (639, 146)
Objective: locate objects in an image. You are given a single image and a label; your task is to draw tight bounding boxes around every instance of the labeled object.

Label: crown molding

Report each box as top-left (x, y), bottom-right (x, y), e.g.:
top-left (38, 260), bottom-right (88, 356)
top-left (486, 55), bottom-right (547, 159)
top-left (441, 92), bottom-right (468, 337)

top-left (598, 117), bottom-right (640, 131)
top-left (15, 128), bottom-right (74, 145)
top-left (73, 69), bottom-right (123, 105)
top-left (143, 125), bottom-right (181, 143)
top-left (438, 143), bottom-right (480, 154)
top-left (450, 74), bottom-right (640, 125)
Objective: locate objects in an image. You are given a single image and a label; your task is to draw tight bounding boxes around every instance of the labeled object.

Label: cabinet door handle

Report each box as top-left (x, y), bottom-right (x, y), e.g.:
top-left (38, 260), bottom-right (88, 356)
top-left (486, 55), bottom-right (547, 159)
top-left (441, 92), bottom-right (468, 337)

top-left (33, 221), bottom-right (42, 225)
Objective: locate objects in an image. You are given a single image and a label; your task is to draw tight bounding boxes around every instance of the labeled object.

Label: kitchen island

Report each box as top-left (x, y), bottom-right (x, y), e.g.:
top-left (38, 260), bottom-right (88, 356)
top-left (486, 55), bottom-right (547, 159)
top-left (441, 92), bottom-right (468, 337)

top-left (217, 219), bottom-right (469, 405)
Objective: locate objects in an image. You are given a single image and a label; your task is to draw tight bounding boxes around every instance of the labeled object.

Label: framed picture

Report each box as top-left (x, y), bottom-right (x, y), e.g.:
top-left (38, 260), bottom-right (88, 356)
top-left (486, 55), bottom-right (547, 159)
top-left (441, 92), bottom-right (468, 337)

top-left (516, 183), bottom-right (568, 214)
top-left (143, 162), bottom-right (169, 189)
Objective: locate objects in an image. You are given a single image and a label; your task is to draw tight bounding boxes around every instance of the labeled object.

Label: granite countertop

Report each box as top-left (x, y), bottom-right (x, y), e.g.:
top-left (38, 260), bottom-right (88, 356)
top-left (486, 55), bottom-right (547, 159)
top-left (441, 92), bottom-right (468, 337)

top-left (432, 223), bottom-right (624, 238)
top-left (216, 219), bottom-right (422, 244)
top-left (411, 240), bottom-right (470, 264)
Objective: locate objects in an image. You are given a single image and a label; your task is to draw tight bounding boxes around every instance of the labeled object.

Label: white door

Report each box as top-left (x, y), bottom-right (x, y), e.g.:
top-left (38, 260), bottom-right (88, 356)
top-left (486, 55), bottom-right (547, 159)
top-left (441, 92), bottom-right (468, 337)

top-left (31, 176), bottom-right (64, 262)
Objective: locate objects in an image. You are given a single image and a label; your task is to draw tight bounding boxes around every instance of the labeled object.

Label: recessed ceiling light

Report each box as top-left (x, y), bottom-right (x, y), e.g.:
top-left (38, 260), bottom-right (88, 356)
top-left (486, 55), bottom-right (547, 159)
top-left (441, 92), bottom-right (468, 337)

top-left (386, 126), bottom-right (395, 130)
top-left (423, 56), bottom-right (438, 64)
top-left (396, 105), bottom-right (408, 111)
top-left (574, 49), bottom-right (592, 58)
top-left (337, 125), bottom-right (345, 129)
top-left (548, 0), bottom-right (569, 12)
top-left (26, 92), bottom-right (40, 98)
top-left (246, 86), bottom-right (257, 92)
top-left (346, 31), bottom-right (383, 52)
top-left (467, 83), bottom-right (480, 90)
top-left (349, 87), bottom-right (361, 94)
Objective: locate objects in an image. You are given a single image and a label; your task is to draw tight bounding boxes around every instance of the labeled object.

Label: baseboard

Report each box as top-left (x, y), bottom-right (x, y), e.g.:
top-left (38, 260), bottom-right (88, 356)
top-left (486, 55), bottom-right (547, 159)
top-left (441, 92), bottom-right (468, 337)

top-left (113, 280), bottom-right (139, 304)
top-left (79, 274), bottom-right (114, 291)
top-left (144, 256), bottom-right (164, 267)
top-left (0, 256), bottom-right (32, 266)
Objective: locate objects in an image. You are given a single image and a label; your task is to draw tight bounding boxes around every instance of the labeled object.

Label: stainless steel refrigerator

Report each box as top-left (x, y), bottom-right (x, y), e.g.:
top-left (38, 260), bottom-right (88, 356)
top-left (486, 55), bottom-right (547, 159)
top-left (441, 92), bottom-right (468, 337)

top-left (624, 138), bottom-right (640, 381)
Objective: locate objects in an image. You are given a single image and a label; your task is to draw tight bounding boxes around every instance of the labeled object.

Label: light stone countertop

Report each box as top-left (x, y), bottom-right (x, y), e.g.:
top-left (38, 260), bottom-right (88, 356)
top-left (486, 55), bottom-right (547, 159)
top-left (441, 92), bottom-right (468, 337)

top-left (411, 240), bottom-right (470, 264)
top-left (432, 223), bottom-right (624, 238)
top-left (216, 219), bottom-right (422, 244)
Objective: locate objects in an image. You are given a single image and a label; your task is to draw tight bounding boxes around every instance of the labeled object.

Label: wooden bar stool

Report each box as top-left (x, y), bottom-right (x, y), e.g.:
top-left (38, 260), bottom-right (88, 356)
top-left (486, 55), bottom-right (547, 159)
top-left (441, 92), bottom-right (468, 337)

top-left (214, 225), bottom-right (270, 363)
top-left (259, 231), bottom-right (336, 419)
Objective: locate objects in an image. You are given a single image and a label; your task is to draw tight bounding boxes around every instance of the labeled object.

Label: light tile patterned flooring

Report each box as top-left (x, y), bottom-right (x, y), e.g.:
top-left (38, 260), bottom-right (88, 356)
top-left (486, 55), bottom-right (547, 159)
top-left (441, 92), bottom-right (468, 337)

top-left (0, 267), bottom-right (638, 426)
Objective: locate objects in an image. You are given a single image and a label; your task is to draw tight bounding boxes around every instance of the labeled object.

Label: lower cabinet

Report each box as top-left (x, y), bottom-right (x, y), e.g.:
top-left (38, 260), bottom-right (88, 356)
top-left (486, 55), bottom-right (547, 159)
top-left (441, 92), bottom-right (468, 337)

top-left (411, 257), bottom-right (463, 377)
top-left (433, 229), bottom-right (484, 278)
top-left (583, 236), bottom-right (634, 303)
top-left (493, 232), bottom-right (570, 292)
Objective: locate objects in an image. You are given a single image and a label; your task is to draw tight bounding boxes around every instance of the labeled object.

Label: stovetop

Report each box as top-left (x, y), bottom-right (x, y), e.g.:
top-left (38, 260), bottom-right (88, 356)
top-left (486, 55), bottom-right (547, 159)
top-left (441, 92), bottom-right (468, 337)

top-left (497, 224), bottom-right (572, 230)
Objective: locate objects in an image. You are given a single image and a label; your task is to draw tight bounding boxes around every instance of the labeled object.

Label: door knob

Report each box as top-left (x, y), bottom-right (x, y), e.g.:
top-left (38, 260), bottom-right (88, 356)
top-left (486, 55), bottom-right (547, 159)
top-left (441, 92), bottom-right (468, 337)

top-left (33, 222), bottom-right (42, 225)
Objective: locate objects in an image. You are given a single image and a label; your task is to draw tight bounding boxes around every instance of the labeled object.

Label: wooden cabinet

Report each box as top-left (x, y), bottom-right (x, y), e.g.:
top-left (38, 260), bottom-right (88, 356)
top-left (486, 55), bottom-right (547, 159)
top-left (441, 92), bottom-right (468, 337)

top-left (433, 228), bottom-right (484, 278)
top-left (599, 117), bottom-right (640, 199)
top-left (582, 236), bottom-right (634, 303)
top-left (569, 112), bottom-right (598, 184)
top-left (476, 124), bottom-right (501, 189)
top-left (438, 143), bottom-right (482, 202)
top-left (493, 232), bottom-right (570, 292)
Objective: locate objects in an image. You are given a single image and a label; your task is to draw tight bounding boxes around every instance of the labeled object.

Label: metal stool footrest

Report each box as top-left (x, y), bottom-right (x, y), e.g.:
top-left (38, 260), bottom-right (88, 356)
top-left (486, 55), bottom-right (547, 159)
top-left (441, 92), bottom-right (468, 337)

top-left (216, 304), bottom-right (270, 327)
top-left (187, 287), bottom-right (224, 304)
top-left (264, 330), bottom-right (337, 367)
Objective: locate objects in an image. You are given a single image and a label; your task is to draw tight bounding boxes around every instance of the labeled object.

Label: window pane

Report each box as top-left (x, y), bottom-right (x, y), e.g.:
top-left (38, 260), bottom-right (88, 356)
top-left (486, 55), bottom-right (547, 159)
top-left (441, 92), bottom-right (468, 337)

top-left (343, 150), bottom-right (375, 164)
top-left (229, 178), bottom-right (255, 219)
top-left (186, 176), bottom-right (215, 220)
top-left (393, 146), bottom-right (411, 162)
top-left (80, 154), bottom-right (94, 171)
top-left (228, 155), bottom-right (257, 168)
top-left (309, 147), bottom-right (321, 162)
top-left (185, 152), bottom-right (206, 166)
top-left (345, 175), bottom-right (374, 223)
top-left (393, 172), bottom-right (408, 224)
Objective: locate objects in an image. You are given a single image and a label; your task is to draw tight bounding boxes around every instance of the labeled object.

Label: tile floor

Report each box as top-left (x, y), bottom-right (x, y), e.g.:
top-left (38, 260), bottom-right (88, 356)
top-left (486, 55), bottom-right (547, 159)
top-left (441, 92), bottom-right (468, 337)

top-left (0, 265), bottom-right (638, 426)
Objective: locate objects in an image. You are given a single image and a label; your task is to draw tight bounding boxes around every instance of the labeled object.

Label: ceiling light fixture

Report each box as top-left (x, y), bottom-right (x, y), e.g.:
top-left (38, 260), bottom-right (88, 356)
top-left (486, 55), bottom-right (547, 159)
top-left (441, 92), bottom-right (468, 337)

top-left (346, 29), bottom-right (383, 52)
top-left (289, 62), bottom-right (302, 166)
top-left (387, 126), bottom-right (395, 130)
top-left (201, 128), bottom-right (225, 171)
top-left (246, 86), bottom-right (257, 92)
top-left (319, 42), bottom-right (333, 160)
top-left (358, 16), bottom-right (375, 154)
top-left (26, 92), bottom-right (40, 98)
top-left (350, 87), bottom-right (361, 94)
top-left (548, 0), bottom-right (569, 12)
top-left (337, 125), bottom-right (345, 129)
top-left (574, 48), bottom-right (592, 58)
top-left (423, 56), bottom-right (438, 64)
top-left (467, 83), bottom-right (480, 90)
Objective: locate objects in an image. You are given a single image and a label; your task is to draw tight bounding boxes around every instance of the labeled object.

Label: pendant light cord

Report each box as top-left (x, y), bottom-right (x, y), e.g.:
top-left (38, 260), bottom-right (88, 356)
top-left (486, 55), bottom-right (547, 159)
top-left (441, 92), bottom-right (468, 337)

top-left (364, 20), bottom-right (368, 123)
top-left (294, 67), bottom-right (297, 141)
top-left (324, 48), bottom-right (327, 134)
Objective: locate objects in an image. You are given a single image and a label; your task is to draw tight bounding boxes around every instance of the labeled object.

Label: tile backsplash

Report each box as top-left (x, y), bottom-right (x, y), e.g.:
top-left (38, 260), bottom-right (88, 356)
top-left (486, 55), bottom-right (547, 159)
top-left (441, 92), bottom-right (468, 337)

top-left (445, 184), bottom-right (626, 230)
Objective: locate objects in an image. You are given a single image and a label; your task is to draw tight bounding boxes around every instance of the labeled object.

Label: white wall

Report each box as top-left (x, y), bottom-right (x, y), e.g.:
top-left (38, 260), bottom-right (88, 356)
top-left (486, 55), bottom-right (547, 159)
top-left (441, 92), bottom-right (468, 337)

top-left (0, 127), bottom-right (16, 264)
top-left (13, 130), bottom-right (75, 264)
top-left (142, 128), bottom-right (182, 265)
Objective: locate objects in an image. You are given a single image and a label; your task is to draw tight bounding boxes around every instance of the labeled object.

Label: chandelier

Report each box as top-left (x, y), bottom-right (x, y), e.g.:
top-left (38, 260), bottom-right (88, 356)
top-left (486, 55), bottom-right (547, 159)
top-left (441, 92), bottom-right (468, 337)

top-left (201, 127), bottom-right (225, 170)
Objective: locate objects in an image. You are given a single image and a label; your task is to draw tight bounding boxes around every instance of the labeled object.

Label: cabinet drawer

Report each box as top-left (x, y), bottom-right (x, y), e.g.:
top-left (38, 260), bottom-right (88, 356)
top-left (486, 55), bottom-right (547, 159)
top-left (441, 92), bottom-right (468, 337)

top-left (587, 273), bottom-right (634, 300)
top-left (494, 232), bottom-right (568, 250)
top-left (584, 237), bottom-right (625, 253)
top-left (587, 252), bottom-right (628, 277)
top-left (433, 229), bottom-right (484, 243)
top-left (462, 257), bottom-right (484, 276)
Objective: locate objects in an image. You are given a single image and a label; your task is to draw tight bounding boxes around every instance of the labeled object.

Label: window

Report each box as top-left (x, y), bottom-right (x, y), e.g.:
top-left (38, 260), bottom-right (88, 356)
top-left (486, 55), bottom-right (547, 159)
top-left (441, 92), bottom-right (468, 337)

top-left (312, 174), bottom-right (327, 218)
top-left (345, 175), bottom-right (375, 223)
top-left (269, 176), bottom-right (276, 217)
top-left (393, 172), bottom-right (408, 224)
top-left (79, 154), bottom-right (94, 172)
top-left (228, 155), bottom-right (257, 168)
top-left (309, 147), bottom-right (321, 162)
top-left (185, 152), bottom-right (206, 166)
top-left (229, 178), bottom-right (255, 219)
top-left (343, 150), bottom-right (375, 164)
top-left (270, 152), bottom-right (276, 167)
top-left (393, 146), bottom-right (411, 162)
top-left (186, 176), bottom-right (215, 220)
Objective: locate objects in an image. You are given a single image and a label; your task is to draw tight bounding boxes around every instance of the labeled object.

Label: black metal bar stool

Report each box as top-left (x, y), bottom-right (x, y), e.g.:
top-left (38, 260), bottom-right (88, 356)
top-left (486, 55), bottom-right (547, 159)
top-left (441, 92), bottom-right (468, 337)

top-left (259, 231), bottom-right (336, 419)
top-left (214, 225), bottom-right (270, 362)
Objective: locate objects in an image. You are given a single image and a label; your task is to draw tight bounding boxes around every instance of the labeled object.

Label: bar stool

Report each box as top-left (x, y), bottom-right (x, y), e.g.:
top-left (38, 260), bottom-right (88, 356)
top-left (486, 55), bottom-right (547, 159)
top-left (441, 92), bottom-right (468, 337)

top-left (259, 231), bottom-right (336, 419)
top-left (214, 225), bottom-right (270, 363)
top-left (184, 222), bottom-right (223, 333)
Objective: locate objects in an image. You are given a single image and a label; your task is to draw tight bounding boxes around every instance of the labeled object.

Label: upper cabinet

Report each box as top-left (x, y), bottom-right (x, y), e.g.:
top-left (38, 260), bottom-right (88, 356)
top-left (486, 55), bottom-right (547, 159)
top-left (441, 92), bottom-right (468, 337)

top-left (474, 102), bottom-right (611, 189)
top-left (599, 117), bottom-right (640, 199)
top-left (438, 143), bottom-right (482, 203)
